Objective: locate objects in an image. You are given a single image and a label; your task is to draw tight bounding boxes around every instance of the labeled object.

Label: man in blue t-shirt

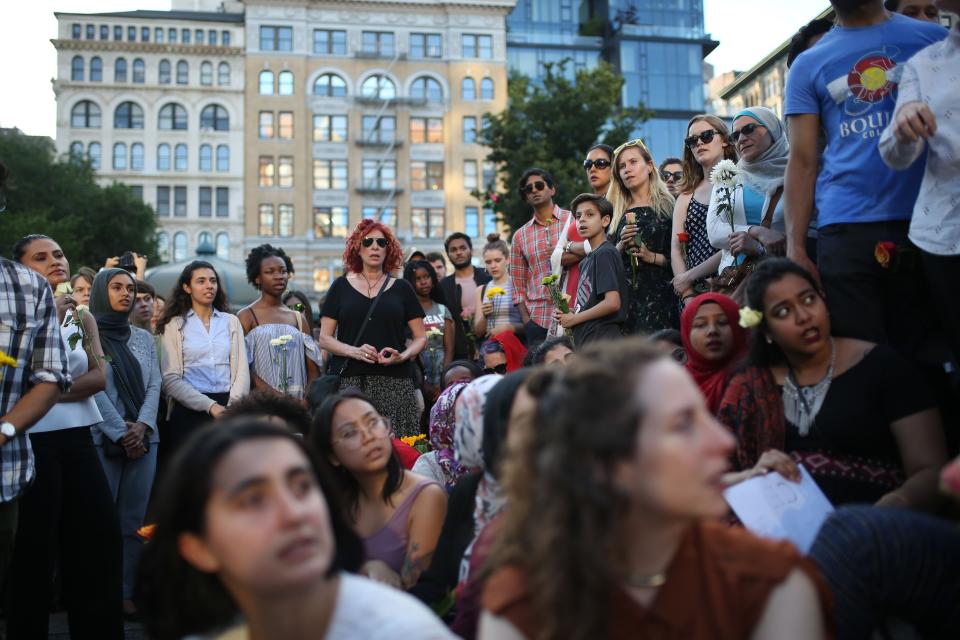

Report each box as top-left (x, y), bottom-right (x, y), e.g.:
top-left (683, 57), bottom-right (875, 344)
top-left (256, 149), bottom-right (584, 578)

top-left (783, 0), bottom-right (946, 354)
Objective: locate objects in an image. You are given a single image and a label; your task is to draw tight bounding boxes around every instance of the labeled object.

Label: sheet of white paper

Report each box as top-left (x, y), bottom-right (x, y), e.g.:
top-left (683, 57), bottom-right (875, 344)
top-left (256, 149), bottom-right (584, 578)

top-left (723, 465), bottom-right (834, 554)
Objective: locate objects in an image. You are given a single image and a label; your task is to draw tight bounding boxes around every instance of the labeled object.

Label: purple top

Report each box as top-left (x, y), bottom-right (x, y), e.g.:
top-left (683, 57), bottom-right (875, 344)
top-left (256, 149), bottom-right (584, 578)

top-left (363, 478), bottom-right (437, 573)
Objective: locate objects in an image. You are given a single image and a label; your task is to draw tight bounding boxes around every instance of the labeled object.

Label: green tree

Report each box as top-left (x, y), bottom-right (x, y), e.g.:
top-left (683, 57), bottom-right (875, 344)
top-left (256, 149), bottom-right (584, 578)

top-left (0, 129), bottom-right (156, 269)
top-left (477, 60), bottom-right (651, 235)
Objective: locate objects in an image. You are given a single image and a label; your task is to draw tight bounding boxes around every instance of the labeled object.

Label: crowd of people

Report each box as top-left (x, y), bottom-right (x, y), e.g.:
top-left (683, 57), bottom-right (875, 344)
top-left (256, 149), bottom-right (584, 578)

top-left (0, 1), bottom-right (958, 638)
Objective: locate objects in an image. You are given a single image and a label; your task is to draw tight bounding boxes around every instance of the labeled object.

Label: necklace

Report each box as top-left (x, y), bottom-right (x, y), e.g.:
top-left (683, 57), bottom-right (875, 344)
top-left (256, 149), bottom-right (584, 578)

top-left (624, 572), bottom-right (667, 589)
top-left (360, 271), bottom-right (384, 297)
top-left (782, 338), bottom-right (836, 436)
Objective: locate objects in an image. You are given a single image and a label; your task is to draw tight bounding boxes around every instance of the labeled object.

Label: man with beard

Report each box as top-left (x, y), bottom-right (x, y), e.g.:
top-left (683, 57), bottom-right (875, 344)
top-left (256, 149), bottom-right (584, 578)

top-left (439, 232), bottom-right (490, 360)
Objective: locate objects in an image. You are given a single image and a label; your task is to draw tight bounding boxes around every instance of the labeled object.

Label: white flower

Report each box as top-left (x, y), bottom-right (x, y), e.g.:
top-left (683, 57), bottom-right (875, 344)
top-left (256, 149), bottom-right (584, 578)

top-left (709, 159), bottom-right (739, 189)
top-left (738, 307), bottom-right (763, 329)
top-left (278, 334), bottom-right (294, 344)
top-left (75, 304), bottom-right (89, 313)
top-left (54, 282), bottom-right (73, 297)
top-left (269, 338), bottom-right (283, 346)
top-left (426, 328), bottom-right (443, 338)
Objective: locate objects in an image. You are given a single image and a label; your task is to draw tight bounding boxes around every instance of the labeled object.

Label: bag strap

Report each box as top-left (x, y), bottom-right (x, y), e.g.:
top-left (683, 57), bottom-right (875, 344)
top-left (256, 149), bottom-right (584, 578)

top-left (761, 186), bottom-right (784, 229)
top-left (337, 274), bottom-right (391, 376)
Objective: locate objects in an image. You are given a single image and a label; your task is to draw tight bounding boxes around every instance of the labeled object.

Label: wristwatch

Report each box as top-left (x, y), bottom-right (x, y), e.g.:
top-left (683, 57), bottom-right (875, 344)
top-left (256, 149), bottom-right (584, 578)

top-left (0, 421), bottom-right (16, 439)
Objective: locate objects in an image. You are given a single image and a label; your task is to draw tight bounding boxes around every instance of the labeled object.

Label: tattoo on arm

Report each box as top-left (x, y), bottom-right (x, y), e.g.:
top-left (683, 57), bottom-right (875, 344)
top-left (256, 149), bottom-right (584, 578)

top-left (399, 542), bottom-right (434, 589)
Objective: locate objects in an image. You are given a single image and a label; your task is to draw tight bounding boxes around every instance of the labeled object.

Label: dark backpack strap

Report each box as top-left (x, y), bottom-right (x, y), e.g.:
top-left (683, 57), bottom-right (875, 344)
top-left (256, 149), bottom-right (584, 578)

top-left (336, 275), bottom-right (391, 376)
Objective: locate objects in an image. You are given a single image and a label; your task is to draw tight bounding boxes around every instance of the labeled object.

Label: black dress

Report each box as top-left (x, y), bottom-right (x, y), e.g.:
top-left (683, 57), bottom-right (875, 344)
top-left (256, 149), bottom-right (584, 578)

top-left (615, 206), bottom-right (680, 334)
top-left (683, 197), bottom-right (717, 293)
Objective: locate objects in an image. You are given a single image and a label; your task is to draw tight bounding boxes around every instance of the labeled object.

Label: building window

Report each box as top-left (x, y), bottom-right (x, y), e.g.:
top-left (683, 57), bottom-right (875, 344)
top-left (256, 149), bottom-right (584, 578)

top-left (70, 100), bottom-right (100, 128)
top-left (216, 232), bottom-right (229, 259)
top-left (259, 111), bottom-right (274, 139)
top-left (259, 70), bottom-right (274, 95)
top-left (361, 74), bottom-right (396, 100)
top-left (155, 27), bottom-right (163, 43)
top-left (100, 25), bottom-right (109, 40)
top-left (200, 61), bottom-right (213, 86)
top-left (157, 231), bottom-right (170, 262)
top-left (278, 112), bottom-right (294, 139)
top-left (174, 186), bottom-right (187, 217)
top-left (69, 141), bottom-right (84, 158)
top-left (278, 204), bottom-right (294, 237)
top-left (313, 159), bottom-right (348, 190)
top-left (174, 144), bottom-right (188, 171)
top-left (361, 160), bottom-right (396, 190)
top-left (156, 186), bottom-right (170, 217)
top-left (173, 232), bottom-right (187, 261)
top-left (313, 114), bottom-right (347, 142)
top-left (200, 105), bottom-right (229, 131)
top-left (159, 59), bottom-right (171, 84)
top-left (114, 102), bottom-right (144, 129)
top-left (112, 143), bottom-right (127, 170)
top-left (208, 30), bottom-right (217, 45)
top-left (259, 157), bottom-right (275, 187)
top-left (313, 73), bottom-right (347, 97)
top-left (176, 60), bottom-right (188, 84)
top-left (129, 185), bottom-right (144, 200)
top-left (72, 24), bottom-right (81, 39)
top-left (260, 26), bottom-right (293, 52)
top-left (314, 29), bottom-right (346, 55)
top-left (216, 145), bottom-right (229, 172)
top-left (88, 142), bottom-right (101, 169)
top-left (132, 58), bottom-right (145, 83)
top-left (127, 26), bottom-right (136, 41)
top-left (278, 156), bottom-right (294, 188)
top-left (168, 28), bottom-right (176, 43)
top-left (258, 204), bottom-right (274, 235)
top-left (361, 115), bottom-right (395, 144)
top-left (462, 34), bottom-right (493, 59)
top-left (199, 144), bottom-right (213, 171)
top-left (461, 77), bottom-right (476, 101)
top-left (409, 117), bottom-right (442, 144)
top-left (114, 25), bottom-right (123, 41)
top-left (222, 31), bottom-right (231, 46)
top-left (410, 76), bottom-right (443, 102)
top-left (157, 144), bottom-right (171, 171)
top-left (410, 33), bottom-right (442, 58)
top-left (114, 57), bottom-right (127, 82)
top-left (199, 186), bottom-right (212, 217)
top-left (195, 29), bottom-right (203, 45)
top-left (278, 70), bottom-right (294, 95)
top-left (158, 103), bottom-right (188, 130)
top-left (465, 206), bottom-right (479, 238)
top-left (410, 161), bottom-right (443, 191)
top-left (411, 208), bottom-right (445, 239)
top-left (89, 57), bottom-right (103, 82)
top-left (182, 28), bottom-right (190, 44)
top-left (216, 187), bottom-right (229, 217)
top-left (480, 77), bottom-right (494, 100)
top-left (130, 143), bottom-right (143, 171)
top-left (484, 207), bottom-right (497, 235)
top-left (313, 207), bottom-right (348, 237)
top-left (463, 160), bottom-right (478, 190)
top-left (217, 62), bottom-right (230, 86)
top-left (462, 116), bottom-right (477, 143)
top-left (70, 55), bottom-right (83, 81)
top-left (362, 31), bottom-right (394, 57)
top-left (483, 161), bottom-right (496, 188)
top-left (142, 27), bottom-right (150, 42)
top-left (86, 24), bottom-right (95, 40)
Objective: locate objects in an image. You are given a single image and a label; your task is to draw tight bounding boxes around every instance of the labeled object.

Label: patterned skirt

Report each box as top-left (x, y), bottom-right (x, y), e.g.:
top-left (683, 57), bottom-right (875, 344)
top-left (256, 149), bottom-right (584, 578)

top-left (339, 375), bottom-right (422, 438)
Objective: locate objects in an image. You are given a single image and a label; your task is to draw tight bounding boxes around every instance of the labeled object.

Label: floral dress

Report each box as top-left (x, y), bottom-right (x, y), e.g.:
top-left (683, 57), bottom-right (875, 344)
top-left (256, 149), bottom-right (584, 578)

top-left (615, 206), bottom-right (680, 334)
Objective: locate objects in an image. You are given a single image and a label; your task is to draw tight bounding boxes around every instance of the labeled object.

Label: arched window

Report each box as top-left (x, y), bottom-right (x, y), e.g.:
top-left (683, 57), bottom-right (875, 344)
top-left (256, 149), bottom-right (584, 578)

top-left (157, 232), bottom-right (170, 263)
top-left (71, 56), bottom-right (84, 81)
top-left (278, 70), bottom-right (294, 95)
top-left (461, 77), bottom-right (475, 101)
top-left (176, 60), bottom-right (188, 84)
top-left (89, 57), bottom-right (103, 82)
top-left (216, 145), bottom-right (229, 172)
top-left (112, 142), bottom-right (127, 170)
top-left (69, 141), bottom-right (84, 158)
top-left (158, 103), bottom-right (188, 130)
top-left (174, 144), bottom-right (188, 171)
top-left (216, 232), bottom-right (230, 260)
top-left (217, 62), bottom-right (230, 86)
top-left (200, 61), bottom-right (213, 86)
top-left (200, 104), bottom-right (229, 131)
top-left (114, 57), bottom-right (127, 82)
top-left (114, 102), bottom-right (144, 129)
top-left (313, 73), bottom-right (346, 97)
top-left (258, 70), bottom-right (273, 95)
top-left (199, 144), bottom-right (213, 171)
top-left (70, 100), bottom-right (101, 128)
top-left (361, 74), bottom-right (396, 99)
top-left (159, 59), bottom-right (171, 84)
top-left (130, 143), bottom-right (144, 170)
top-left (480, 77), bottom-right (494, 100)
top-left (173, 232), bottom-right (187, 262)
top-left (88, 142), bottom-right (101, 169)
top-left (132, 58), bottom-right (145, 83)
top-left (198, 231), bottom-right (213, 247)
top-left (157, 144), bottom-right (171, 171)
top-left (410, 76), bottom-right (443, 102)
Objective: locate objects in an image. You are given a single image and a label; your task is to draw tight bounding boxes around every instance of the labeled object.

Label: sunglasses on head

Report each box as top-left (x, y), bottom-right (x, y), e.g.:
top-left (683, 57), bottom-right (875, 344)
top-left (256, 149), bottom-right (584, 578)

top-left (583, 158), bottom-right (611, 170)
top-left (684, 129), bottom-right (721, 149)
top-left (660, 170), bottom-right (683, 182)
top-left (483, 363), bottom-right (508, 375)
top-left (522, 181), bottom-right (547, 194)
top-left (730, 122), bottom-right (765, 143)
top-left (362, 237), bottom-right (388, 248)
top-left (613, 138), bottom-right (650, 156)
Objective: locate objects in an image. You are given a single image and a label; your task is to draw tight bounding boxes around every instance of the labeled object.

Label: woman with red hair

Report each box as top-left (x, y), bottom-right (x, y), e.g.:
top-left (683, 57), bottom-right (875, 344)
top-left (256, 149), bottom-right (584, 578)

top-left (319, 220), bottom-right (427, 437)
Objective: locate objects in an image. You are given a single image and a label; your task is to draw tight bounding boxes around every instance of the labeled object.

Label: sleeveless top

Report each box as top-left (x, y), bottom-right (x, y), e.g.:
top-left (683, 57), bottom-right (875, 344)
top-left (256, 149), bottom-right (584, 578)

top-left (683, 197), bottom-right (717, 271)
top-left (32, 316), bottom-right (102, 434)
top-left (480, 280), bottom-right (522, 337)
top-left (363, 478), bottom-right (438, 574)
top-left (245, 308), bottom-right (321, 400)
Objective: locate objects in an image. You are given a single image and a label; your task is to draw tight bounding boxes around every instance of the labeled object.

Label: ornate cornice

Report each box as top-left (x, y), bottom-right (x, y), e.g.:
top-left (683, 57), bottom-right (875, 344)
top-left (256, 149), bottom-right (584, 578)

top-left (51, 39), bottom-right (245, 57)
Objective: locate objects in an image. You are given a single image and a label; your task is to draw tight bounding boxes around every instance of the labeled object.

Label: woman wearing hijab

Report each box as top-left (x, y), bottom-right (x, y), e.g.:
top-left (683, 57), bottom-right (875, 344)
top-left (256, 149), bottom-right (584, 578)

top-left (90, 268), bottom-right (161, 614)
top-left (413, 381), bottom-right (471, 491)
top-left (680, 293), bottom-right (747, 415)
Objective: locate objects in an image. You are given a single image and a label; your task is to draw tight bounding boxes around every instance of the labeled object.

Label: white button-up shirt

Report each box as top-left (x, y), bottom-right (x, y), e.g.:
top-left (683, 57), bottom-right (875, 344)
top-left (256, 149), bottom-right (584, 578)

top-left (182, 308), bottom-right (232, 394)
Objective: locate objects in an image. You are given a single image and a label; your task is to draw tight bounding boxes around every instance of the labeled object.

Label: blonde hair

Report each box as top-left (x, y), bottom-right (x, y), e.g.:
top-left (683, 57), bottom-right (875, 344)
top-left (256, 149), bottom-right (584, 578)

top-left (606, 139), bottom-right (675, 232)
top-left (677, 114), bottom-right (738, 195)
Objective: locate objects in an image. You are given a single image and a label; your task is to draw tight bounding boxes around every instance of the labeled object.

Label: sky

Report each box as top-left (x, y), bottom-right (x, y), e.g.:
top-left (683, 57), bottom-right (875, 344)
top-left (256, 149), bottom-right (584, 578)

top-left (0, 0), bottom-right (830, 139)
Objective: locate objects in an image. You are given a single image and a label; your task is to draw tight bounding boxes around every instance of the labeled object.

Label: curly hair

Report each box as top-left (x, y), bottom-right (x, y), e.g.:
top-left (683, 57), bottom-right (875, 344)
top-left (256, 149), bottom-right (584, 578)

top-left (156, 261), bottom-right (229, 335)
top-left (343, 219), bottom-right (403, 274)
top-left (244, 244), bottom-right (293, 287)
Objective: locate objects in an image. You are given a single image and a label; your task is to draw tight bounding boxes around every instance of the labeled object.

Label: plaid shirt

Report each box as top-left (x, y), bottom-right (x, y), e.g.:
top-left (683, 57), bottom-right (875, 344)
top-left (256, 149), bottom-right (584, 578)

top-left (0, 258), bottom-right (71, 502)
top-left (510, 205), bottom-right (570, 329)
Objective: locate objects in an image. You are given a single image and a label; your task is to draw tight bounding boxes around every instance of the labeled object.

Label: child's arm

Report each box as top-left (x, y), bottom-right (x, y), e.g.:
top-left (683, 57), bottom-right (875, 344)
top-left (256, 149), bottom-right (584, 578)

top-left (556, 291), bottom-right (621, 329)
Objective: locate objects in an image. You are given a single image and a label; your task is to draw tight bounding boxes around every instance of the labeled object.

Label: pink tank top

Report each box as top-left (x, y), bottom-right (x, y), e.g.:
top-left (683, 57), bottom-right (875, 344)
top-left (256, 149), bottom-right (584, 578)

top-left (363, 479), bottom-right (437, 573)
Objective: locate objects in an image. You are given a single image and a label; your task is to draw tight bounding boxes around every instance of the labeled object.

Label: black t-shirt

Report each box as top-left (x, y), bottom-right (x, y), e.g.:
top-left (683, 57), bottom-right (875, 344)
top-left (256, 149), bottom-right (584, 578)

top-left (321, 276), bottom-right (425, 379)
top-left (572, 240), bottom-right (627, 347)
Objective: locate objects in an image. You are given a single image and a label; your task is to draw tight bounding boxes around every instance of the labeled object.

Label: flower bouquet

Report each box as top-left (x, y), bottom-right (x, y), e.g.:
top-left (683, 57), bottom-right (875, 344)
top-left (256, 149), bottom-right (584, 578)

top-left (709, 159), bottom-right (739, 233)
top-left (485, 286), bottom-right (507, 322)
top-left (401, 434), bottom-right (430, 455)
top-left (269, 334), bottom-right (294, 395)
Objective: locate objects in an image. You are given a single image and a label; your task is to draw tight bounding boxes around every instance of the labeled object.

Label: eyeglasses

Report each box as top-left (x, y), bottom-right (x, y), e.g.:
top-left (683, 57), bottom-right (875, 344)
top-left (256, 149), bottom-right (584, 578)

top-left (684, 129), bottom-right (721, 149)
top-left (522, 181), bottom-right (547, 194)
top-left (332, 415), bottom-right (391, 448)
top-left (730, 122), bottom-right (766, 143)
top-left (483, 363), bottom-right (507, 375)
top-left (660, 171), bottom-right (683, 182)
top-left (362, 237), bottom-right (388, 248)
top-left (583, 158), bottom-right (611, 170)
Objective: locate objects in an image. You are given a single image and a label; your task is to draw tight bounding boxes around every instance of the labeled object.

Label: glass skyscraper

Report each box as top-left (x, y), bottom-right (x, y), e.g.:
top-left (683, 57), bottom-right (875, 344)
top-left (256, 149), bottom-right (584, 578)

top-left (506, 0), bottom-right (716, 161)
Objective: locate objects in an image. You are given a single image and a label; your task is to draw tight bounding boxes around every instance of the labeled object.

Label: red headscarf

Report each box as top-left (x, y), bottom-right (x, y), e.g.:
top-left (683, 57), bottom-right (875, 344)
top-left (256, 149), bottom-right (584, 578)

top-left (491, 331), bottom-right (528, 372)
top-left (680, 293), bottom-right (748, 415)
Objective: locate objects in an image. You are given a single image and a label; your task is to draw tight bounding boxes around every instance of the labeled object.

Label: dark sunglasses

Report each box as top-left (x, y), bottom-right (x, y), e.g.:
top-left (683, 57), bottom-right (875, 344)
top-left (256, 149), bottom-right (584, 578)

top-left (362, 237), bottom-right (388, 248)
top-left (660, 170), bottom-right (683, 182)
top-left (583, 158), bottom-right (611, 170)
top-left (522, 181), bottom-right (547, 194)
top-left (730, 122), bottom-right (765, 143)
top-left (483, 363), bottom-right (508, 375)
top-left (684, 129), bottom-right (721, 149)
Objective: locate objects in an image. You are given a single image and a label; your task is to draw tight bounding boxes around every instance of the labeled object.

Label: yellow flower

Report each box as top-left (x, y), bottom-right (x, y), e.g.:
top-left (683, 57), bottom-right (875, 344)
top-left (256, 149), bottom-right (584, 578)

top-left (542, 274), bottom-right (558, 286)
top-left (738, 307), bottom-right (763, 329)
top-left (486, 287), bottom-right (507, 300)
top-left (400, 434), bottom-right (426, 447)
top-left (0, 350), bottom-right (16, 369)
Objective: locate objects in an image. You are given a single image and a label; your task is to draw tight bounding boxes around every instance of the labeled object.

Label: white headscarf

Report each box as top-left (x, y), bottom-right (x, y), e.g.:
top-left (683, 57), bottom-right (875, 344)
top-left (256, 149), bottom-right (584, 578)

top-left (734, 107), bottom-right (789, 195)
top-left (454, 374), bottom-right (503, 469)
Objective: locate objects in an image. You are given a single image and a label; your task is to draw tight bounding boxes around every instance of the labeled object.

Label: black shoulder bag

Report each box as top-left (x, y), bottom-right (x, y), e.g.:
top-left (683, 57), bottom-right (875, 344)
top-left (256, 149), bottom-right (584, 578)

top-left (307, 275), bottom-right (391, 410)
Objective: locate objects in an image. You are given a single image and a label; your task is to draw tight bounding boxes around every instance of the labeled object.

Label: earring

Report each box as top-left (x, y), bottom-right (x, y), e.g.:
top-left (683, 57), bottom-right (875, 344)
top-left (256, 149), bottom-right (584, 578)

top-left (765, 335), bottom-right (773, 344)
